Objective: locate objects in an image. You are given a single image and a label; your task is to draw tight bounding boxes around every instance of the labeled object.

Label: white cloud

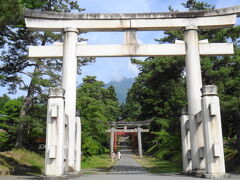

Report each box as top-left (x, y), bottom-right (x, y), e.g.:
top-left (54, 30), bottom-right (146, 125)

top-left (128, 61), bottom-right (139, 76)
top-left (111, 68), bottom-right (124, 82)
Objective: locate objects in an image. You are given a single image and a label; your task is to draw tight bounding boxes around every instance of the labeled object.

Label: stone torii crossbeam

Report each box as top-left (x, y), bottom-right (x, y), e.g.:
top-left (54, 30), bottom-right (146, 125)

top-left (24, 6), bottom-right (240, 179)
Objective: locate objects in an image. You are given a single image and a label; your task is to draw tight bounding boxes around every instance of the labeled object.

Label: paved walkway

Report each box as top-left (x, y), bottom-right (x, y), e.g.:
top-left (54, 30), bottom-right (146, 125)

top-left (71, 173), bottom-right (240, 180)
top-left (70, 149), bottom-right (240, 180)
top-left (110, 152), bottom-right (147, 174)
top-left (1, 173), bottom-right (240, 180)
top-left (1, 148), bottom-right (240, 179)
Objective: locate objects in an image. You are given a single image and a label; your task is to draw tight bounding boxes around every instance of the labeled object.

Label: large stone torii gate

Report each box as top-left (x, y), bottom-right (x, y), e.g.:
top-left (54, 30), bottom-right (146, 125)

top-left (24, 6), bottom-right (240, 179)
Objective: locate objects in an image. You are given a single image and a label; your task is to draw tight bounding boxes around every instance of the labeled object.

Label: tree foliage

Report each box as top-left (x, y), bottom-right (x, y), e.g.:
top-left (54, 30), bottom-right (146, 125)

top-left (77, 76), bottom-right (120, 156)
top-left (0, 0), bottom-right (23, 28)
top-left (0, 0), bottom-right (93, 148)
top-left (123, 0), bottom-right (240, 159)
top-left (0, 98), bottom-right (22, 150)
top-left (123, 56), bottom-right (187, 158)
top-left (0, 95), bottom-right (47, 152)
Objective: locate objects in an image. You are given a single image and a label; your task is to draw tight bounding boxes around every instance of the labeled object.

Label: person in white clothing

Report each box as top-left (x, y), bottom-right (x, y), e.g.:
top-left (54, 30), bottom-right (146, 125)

top-left (117, 151), bottom-right (121, 160)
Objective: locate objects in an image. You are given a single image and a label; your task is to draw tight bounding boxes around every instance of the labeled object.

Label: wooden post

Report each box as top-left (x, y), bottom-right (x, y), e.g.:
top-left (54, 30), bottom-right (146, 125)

top-left (114, 133), bottom-right (117, 152)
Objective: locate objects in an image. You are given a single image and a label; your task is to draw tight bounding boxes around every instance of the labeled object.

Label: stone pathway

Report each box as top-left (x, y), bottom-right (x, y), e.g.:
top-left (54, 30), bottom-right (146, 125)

top-left (1, 173), bottom-right (240, 180)
top-left (1, 146), bottom-right (240, 179)
top-left (70, 173), bottom-right (240, 180)
top-left (110, 152), bottom-right (147, 174)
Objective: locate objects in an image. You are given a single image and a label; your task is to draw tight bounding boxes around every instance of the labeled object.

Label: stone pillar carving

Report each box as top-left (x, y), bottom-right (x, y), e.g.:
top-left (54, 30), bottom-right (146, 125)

top-left (180, 107), bottom-right (192, 173)
top-left (75, 117), bottom-right (81, 172)
top-left (62, 27), bottom-right (79, 171)
top-left (137, 126), bottom-right (142, 157)
top-left (184, 25), bottom-right (205, 172)
top-left (201, 85), bottom-right (227, 178)
top-left (45, 88), bottom-right (65, 176)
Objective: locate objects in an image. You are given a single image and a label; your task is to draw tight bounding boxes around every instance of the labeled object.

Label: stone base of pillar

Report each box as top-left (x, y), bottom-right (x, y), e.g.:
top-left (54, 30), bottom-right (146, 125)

top-left (181, 171), bottom-right (230, 179)
top-left (191, 169), bottom-right (206, 177)
top-left (202, 173), bottom-right (231, 179)
top-left (41, 175), bottom-right (67, 180)
top-left (41, 172), bottom-right (81, 180)
top-left (180, 170), bottom-right (192, 175)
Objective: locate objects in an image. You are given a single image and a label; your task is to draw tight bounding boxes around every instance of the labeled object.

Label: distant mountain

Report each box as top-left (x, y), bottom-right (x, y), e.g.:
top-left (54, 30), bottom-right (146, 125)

top-left (104, 77), bottom-right (135, 104)
top-left (77, 77), bottom-right (135, 104)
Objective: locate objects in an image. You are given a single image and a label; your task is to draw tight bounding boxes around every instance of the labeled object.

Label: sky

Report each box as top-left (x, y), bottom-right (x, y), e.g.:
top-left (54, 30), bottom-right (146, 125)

top-left (77, 0), bottom-right (240, 83)
top-left (0, 0), bottom-right (239, 98)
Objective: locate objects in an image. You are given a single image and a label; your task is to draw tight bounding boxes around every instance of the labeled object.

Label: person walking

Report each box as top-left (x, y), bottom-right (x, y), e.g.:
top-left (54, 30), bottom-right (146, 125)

top-left (117, 151), bottom-right (121, 160)
top-left (111, 151), bottom-right (116, 161)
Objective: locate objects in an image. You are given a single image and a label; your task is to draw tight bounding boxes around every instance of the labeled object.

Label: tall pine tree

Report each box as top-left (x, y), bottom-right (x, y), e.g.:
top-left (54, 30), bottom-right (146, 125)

top-left (0, 0), bottom-right (93, 148)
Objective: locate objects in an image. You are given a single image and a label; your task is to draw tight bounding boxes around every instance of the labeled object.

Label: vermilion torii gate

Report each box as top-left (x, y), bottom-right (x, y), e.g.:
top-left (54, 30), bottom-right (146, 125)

top-left (24, 6), bottom-right (240, 179)
top-left (113, 132), bottom-right (137, 152)
top-left (106, 120), bottom-right (151, 157)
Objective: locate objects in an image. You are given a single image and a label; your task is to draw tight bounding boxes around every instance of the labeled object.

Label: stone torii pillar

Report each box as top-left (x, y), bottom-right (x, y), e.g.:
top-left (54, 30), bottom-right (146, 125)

top-left (201, 85), bottom-right (227, 178)
top-left (75, 117), bottom-right (81, 172)
top-left (45, 88), bottom-right (65, 177)
top-left (62, 27), bottom-right (79, 171)
top-left (180, 108), bottom-right (192, 173)
top-left (184, 26), bottom-right (205, 173)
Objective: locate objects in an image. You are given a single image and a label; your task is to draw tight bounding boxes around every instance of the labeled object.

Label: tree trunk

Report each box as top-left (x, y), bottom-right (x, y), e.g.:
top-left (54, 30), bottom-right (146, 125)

top-left (15, 37), bottom-right (46, 148)
top-left (15, 68), bottom-right (36, 148)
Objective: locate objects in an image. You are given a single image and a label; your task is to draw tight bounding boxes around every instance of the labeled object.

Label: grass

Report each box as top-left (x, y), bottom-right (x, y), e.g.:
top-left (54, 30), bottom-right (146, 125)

top-left (1, 148), bottom-right (238, 176)
top-left (225, 148), bottom-right (240, 172)
top-left (133, 155), bottom-right (182, 174)
top-left (133, 149), bottom-right (240, 174)
top-left (81, 154), bottom-right (116, 172)
top-left (0, 150), bottom-right (115, 176)
top-left (0, 148), bottom-right (44, 175)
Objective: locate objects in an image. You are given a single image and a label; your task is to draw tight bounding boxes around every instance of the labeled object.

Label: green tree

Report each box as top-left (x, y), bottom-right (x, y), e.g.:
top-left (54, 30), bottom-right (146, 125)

top-left (23, 103), bottom-right (47, 152)
top-left (121, 80), bottom-right (142, 122)
top-left (0, 0), bottom-right (93, 148)
top-left (104, 86), bottom-right (121, 122)
top-left (200, 28), bottom-right (240, 157)
top-left (106, 85), bottom-right (118, 102)
top-left (0, 0), bottom-right (23, 27)
top-left (0, 98), bottom-right (22, 150)
top-left (0, 95), bottom-right (47, 152)
top-left (183, 0), bottom-right (240, 157)
top-left (77, 76), bottom-right (120, 156)
top-left (123, 56), bottom-right (187, 158)
top-left (0, 94), bottom-right (10, 111)
top-left (124, 0), bottom-right (240, 160)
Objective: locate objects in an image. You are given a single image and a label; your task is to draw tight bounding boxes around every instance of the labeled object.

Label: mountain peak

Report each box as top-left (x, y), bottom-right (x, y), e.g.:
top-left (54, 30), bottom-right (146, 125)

top-left (104, 77), bottom-right (135, 104)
